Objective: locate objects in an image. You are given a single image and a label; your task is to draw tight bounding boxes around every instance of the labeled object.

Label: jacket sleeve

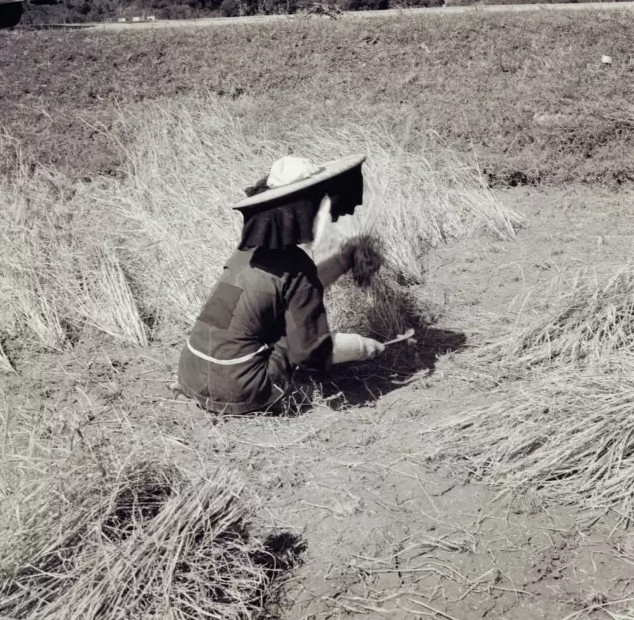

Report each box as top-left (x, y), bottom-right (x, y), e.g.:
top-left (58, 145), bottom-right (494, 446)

top-left (316, 253), bottom-right (348, 289)
top-left (284, 271), bottom-right (333, 371)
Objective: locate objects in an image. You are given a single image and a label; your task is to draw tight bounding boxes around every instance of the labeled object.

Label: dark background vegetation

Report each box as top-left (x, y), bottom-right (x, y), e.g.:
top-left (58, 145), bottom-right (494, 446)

top-left (21, 0), bottom-right (631, 22)
top-left (2, 11), bottom-right (633, 187)
top-left (23, 0), bottom-right (433, 23)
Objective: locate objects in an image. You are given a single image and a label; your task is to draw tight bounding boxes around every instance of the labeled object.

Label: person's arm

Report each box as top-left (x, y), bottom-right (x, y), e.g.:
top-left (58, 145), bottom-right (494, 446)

top-left (284, 272), bottom-right (333, 371)
top-left (316, 253), bottom-right (349, 289)
top-left (285, 251), bottom-right (385, 369)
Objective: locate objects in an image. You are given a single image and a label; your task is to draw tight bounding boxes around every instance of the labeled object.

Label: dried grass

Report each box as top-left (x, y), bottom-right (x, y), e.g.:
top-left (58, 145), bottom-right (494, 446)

top-left (66, 249), bottom-right (148, 347)
top-left (0, 386), bottom-right (301, 620)
top-left (111, 98), bottom-right (522, 338)
top-left (468, 265), bottom-right (634, 381)
top-left (0, 166), bottom-right (148, 351)
top-left (424, 265), bottom-right (634, 520)
top-left (0, 454), bottom-right (295, 620)
top-left (0, 186), bottom-right (69, 351)
top-left (425, 352), bottom-right (634, 521)
top-left (1, 97), bottom-right (521, 354)
top-left (12, 277), bottom-right (67, 352)
top-left (341, 234), bottom-right (385, 288)
top-left (0, 341), bottom-right (14, 373)
top-left (0, 163), bottom-right (76, 352)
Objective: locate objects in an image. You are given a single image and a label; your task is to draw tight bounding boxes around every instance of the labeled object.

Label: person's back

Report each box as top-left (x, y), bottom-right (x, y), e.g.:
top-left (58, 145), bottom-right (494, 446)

top-left (179, 246), bottom-right (331, 414)
top-left (177, 154), bottom-right (385, 415)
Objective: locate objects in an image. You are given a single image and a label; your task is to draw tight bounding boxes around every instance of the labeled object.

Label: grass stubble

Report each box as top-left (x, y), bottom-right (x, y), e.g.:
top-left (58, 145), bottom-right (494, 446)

top-left (2, 9), bottom-right (634, 618)
top-left (2, 10), bottom-right (634, 186)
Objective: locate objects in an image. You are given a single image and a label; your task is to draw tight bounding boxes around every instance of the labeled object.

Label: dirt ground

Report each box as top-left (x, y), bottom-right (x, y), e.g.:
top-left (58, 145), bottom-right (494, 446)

top-left (4, 186), bottom-right (634, 619)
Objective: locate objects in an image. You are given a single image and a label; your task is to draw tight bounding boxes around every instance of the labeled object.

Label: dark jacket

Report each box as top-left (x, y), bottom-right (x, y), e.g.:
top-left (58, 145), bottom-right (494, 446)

top-left (178, 246), bottom-right (332, 414)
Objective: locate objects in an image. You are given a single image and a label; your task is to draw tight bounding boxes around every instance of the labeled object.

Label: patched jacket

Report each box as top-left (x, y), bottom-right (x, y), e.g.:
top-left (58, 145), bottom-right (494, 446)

top-left (178, 246), bottom-right (332, 414)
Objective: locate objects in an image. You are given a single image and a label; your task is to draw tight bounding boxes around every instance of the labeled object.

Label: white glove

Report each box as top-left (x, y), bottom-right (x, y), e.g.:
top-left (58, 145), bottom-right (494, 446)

top-left (331, 333), bottom-right (386, 364)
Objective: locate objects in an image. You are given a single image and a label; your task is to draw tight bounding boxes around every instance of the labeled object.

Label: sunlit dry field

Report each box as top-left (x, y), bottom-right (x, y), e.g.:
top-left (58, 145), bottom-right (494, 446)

top-left (1, 9), bottom-right (634, 619)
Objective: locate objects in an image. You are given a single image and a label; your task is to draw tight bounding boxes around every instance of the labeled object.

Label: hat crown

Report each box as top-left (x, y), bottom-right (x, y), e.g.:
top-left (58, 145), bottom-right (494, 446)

top-left (234, 153), bottom-right (366, 211)
top-left (267, 156), bottom-right (320, 189)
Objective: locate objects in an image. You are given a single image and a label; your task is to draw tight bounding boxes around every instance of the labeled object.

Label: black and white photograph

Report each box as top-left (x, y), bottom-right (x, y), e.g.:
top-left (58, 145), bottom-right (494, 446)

top-left (1, 0), bottom-right (633, 617)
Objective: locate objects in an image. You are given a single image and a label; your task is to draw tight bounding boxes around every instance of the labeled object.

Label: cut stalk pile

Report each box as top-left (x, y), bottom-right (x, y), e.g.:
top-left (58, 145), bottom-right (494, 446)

top-left (0, 459), bottom-right (292, 620)
top-left (0, 100), bottom-right (522, 357)
top-left (424, 355), bottom-right (634, 520)
top-left (427, 266), bottom-right (634, 521)
top-left (471, 266), bottom-right (634, 379)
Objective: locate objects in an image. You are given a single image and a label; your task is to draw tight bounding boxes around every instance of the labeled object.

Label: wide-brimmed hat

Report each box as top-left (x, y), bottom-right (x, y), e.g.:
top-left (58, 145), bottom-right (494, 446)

top-left (233, 153), bottom-right (366, 211)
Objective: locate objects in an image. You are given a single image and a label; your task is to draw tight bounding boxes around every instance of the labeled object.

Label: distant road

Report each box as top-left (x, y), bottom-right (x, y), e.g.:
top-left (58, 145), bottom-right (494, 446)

top-left (90, 1), bottom-right (634, 30)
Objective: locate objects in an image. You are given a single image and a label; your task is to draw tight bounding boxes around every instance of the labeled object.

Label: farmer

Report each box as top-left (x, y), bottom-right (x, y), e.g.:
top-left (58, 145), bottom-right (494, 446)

top-left (177, 154), bottom-right (385, 414)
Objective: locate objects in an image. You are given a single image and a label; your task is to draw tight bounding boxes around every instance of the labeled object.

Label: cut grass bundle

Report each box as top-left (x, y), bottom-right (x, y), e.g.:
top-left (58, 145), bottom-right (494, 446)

top-left (308, 122), bottom-right (524, 285)
top-left (472, 266), bottom-right (634, 379)
top-left (0, 169), bottom-right (149, 352)
top-left (67, 249), bottom-right (148, 347)
top-left (326, 277), bottom-right (430, 342)
top-left (325, 273), bottom-right (445, 379)
top-left (113, 98), bottom-right (522, 337)
top-left (0, 168), bottom-right (79, 352)
top-left (342, 234), bottom-right (385, 288)
top-left (424, 353), bottom-right (634, 521)
top-left (0, 457), bottom-right (300, 620)
top-left (12, 276), bottom-right (67, 352)
top-left (0, 341), bottom-right (15, 373)
top-left (0, 208), bottom-right (69, 352)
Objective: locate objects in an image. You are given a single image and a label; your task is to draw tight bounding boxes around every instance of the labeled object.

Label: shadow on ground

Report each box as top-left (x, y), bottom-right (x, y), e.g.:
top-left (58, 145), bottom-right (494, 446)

top-left (303, 326), bottom-right (467, 409)
top-left (254, 531), bottom-right (307, 618)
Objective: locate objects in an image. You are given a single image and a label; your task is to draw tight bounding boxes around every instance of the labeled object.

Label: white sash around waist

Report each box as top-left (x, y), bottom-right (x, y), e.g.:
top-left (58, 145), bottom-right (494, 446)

top-left (187, 339), bottom-right (269, 366)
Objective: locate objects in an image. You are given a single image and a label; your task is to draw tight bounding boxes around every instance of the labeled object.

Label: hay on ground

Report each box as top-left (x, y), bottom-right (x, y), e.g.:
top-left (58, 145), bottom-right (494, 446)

top-left (424, 352), bottom-right (634, 522)
top-left (0, 458), bottom-right (297, 620)
top-left (471, 266), bottom-right (634, 379)
top-left (1, 100), bottom-right (524, 355)
top-left (0, 341), bottom-right (15, 373)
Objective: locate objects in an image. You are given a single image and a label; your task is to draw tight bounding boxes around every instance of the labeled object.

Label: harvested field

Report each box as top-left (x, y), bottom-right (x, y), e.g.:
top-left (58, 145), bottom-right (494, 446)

top-left (2, 10), bottom-right (634, 186)
top-left (2, 7), bottom-right (634, 620)
top-left (1, 458), bottom-right (302, 620)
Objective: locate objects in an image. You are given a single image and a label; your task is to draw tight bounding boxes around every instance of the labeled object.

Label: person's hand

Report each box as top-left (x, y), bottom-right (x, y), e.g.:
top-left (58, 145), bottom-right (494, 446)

top-left (331, 333), bottom-right (386, 364)
top-left (360, 337), bottom-right (385, 360)
top-left (339, 238), bottom-right (360, 272)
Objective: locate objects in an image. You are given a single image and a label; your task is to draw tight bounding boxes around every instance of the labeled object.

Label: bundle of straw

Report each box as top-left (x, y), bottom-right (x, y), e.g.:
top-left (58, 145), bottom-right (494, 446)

top-left (0, 341), bottom-right (14, 373)
top-left (0, 460), bottom-right (291, 620)
top-left (473, 267), bottom-right (634, 378)
top-left (424, 353), bottom-right (634, 521)
top-left (1, 99), bottom-right (524, 353)
top-left (341, 234), bottom-right (385, 288)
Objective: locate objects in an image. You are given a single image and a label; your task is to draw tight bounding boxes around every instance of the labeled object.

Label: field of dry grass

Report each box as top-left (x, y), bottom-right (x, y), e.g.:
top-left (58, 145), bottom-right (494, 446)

top-left (2, 7), bottom-right (634, 620)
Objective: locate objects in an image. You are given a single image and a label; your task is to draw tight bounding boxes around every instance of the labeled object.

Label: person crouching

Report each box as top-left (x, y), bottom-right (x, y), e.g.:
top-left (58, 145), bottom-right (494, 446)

top-left (177, 154), bottom-right (385, 414)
